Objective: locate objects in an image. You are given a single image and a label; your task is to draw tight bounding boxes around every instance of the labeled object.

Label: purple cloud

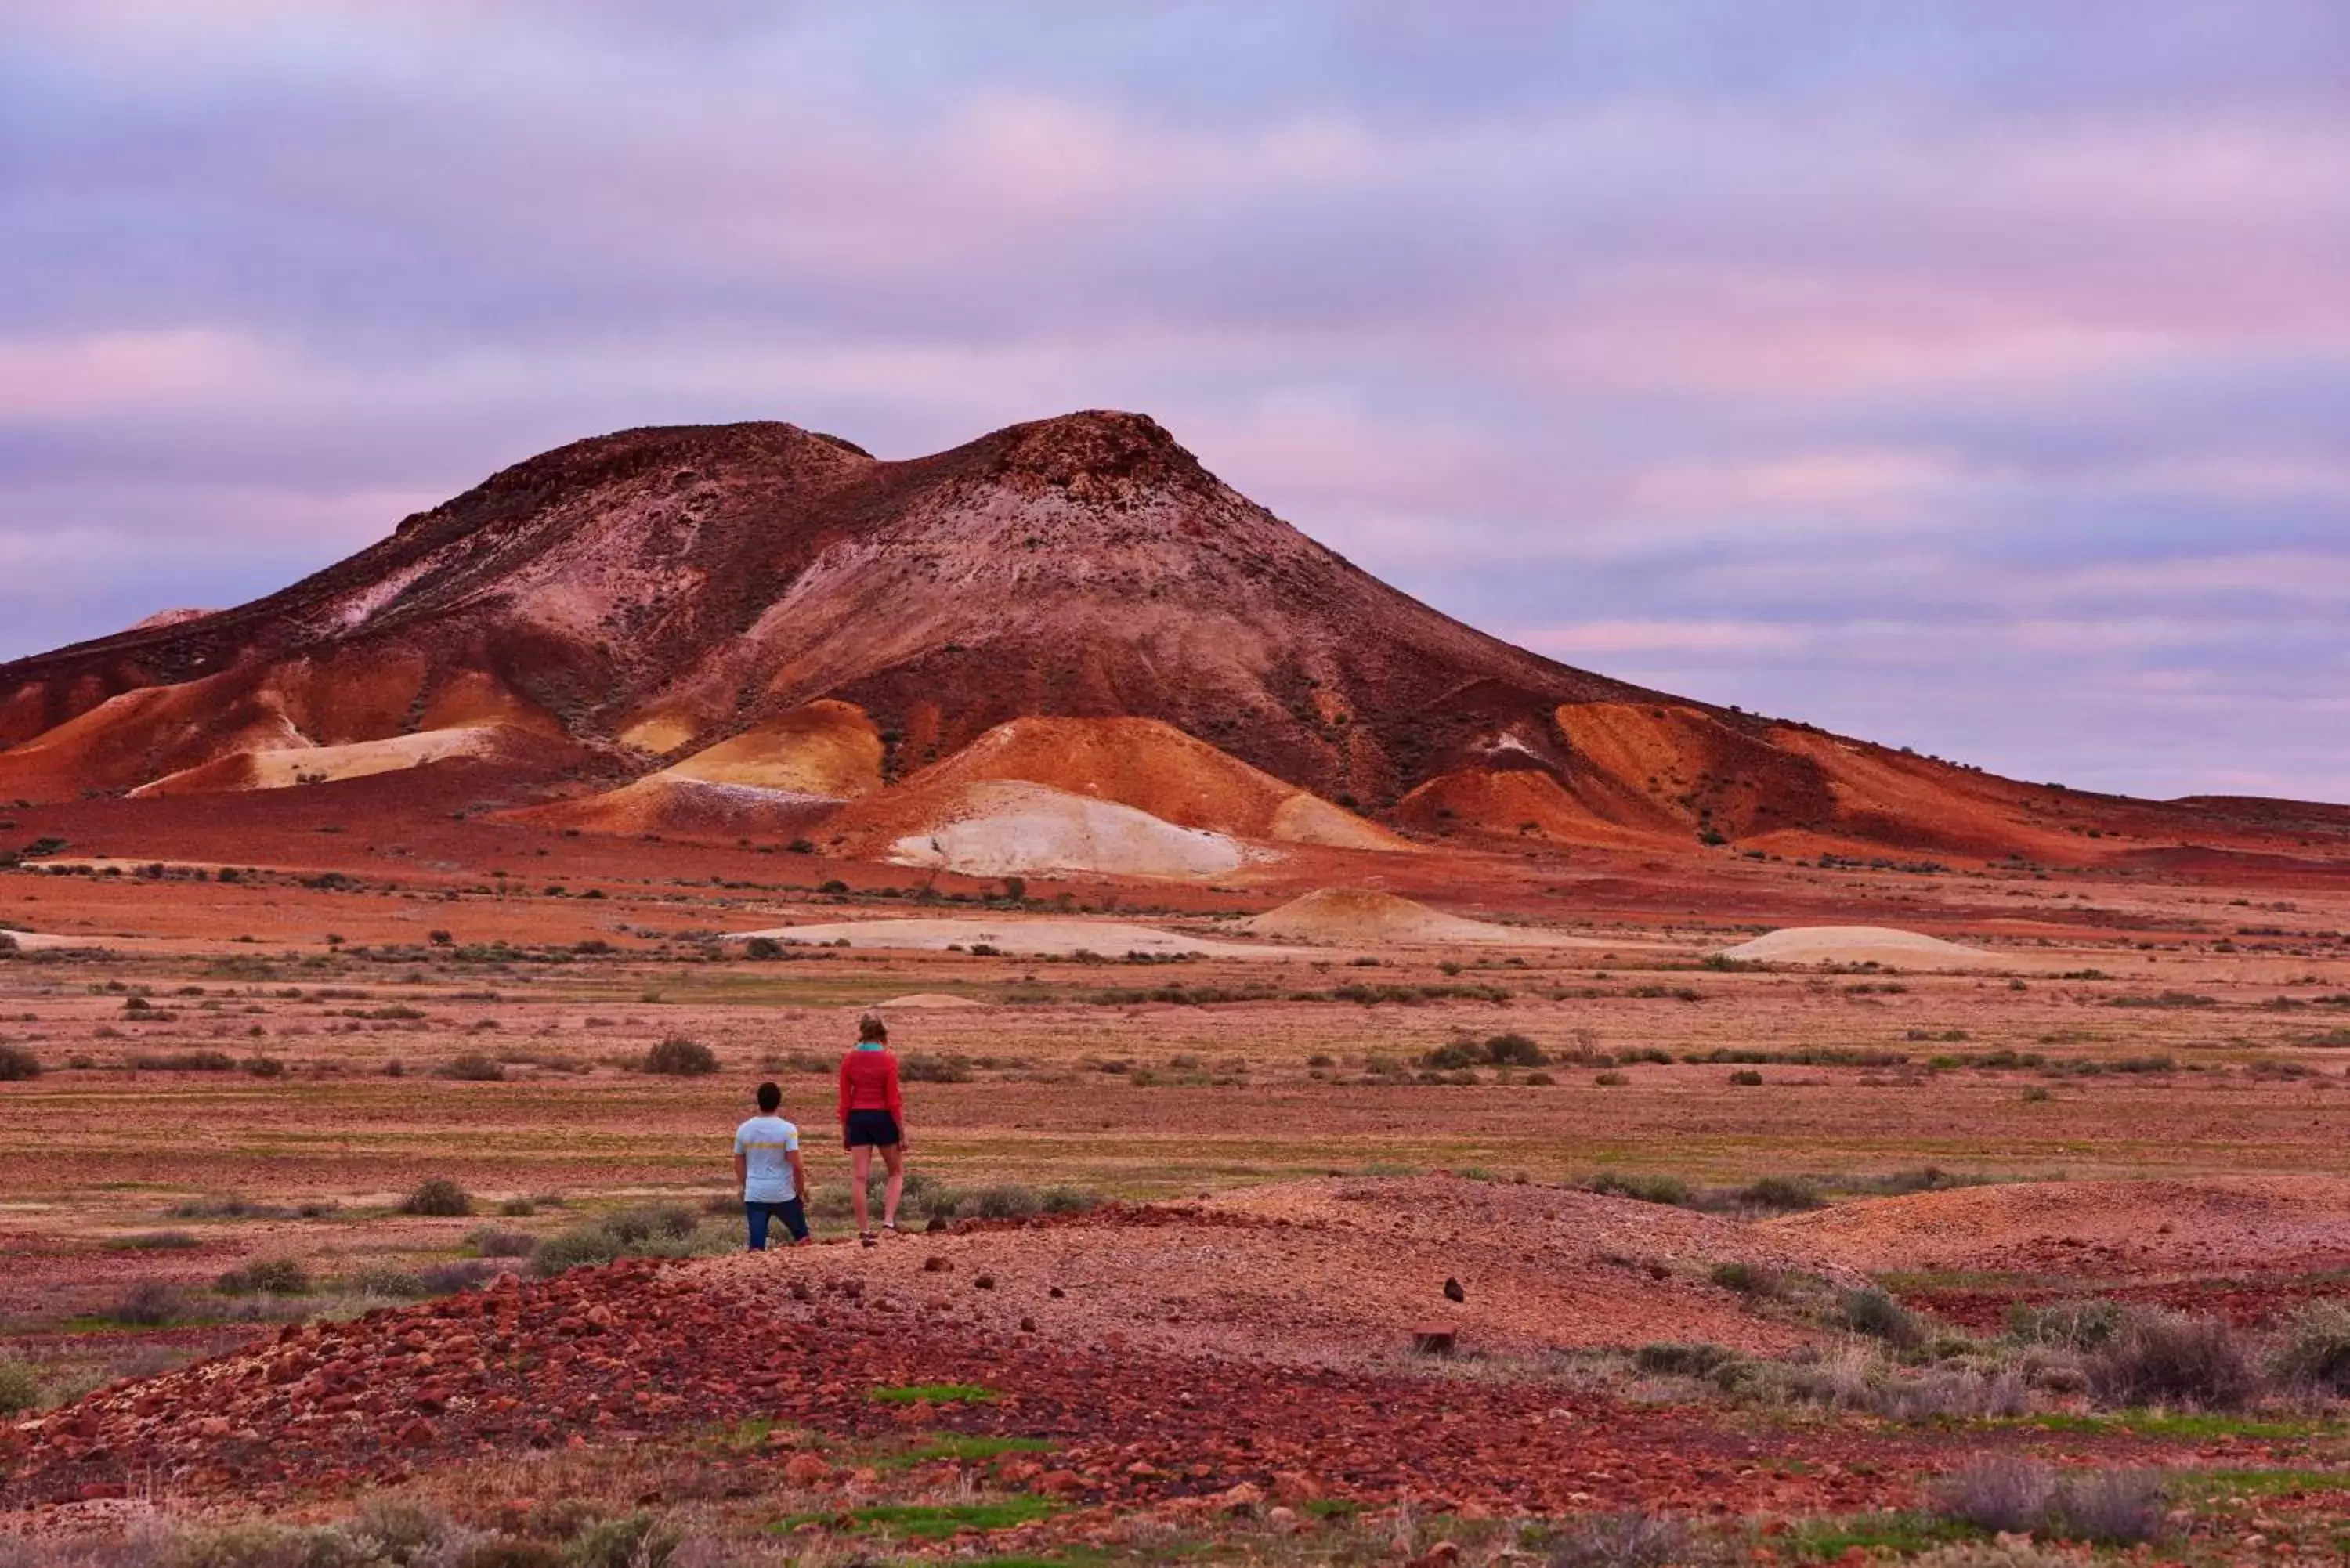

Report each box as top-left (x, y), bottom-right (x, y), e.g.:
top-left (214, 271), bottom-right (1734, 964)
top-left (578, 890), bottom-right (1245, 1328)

top-left (2, 2), bottom-right (2345, 800)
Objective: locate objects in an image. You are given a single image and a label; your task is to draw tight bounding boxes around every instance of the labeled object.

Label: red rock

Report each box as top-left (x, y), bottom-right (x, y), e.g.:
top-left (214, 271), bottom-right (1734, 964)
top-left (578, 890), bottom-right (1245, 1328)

top-left (396, 1417), bottom-right (436, 1447)
top-left (783, 1452), bottom-right (832, 1485)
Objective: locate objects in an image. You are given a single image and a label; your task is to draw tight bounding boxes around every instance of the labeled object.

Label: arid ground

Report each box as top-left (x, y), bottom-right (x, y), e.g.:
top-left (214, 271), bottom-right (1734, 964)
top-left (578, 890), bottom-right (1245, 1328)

top-left (5, 795), bottom-right (2350, 1564)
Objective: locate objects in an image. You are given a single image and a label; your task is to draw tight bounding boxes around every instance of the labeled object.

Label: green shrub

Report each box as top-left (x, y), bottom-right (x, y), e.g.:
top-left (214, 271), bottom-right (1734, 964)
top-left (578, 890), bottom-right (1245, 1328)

top-left (2006, 1299), bottom-right (2124, 1350)
top-left (1585, 1172), bottom-right (1691, 1206)
top-left (346, 1262), bottom-right (428, 1298)
top-left (1726, 1068), bottom-right (1764, 1086)
top-left (971, 1183), bottom-right (1040, 1219)
top-left (1039, 1185), bottom-right (1098, 1215)
top-left (1709, 1261), bottom-right (1784, 1297)
top-left (531, 1227), bottom-right (623, 1277)
top-left (642, 1035), bottom-right (718, 1076)
top-left (401, 1177), bottom-right (475, 1217)
top-left (216, 1257), bottom-right (311, 1295)
top-left (1737, 1175), bottom-right (1824, 1211)
top-left (743, 937), bottom-right (783, 960)
top-left (1481, 1031), bottom-right (1548, 1067)
top-left (0, 1360), bottom-right (41, 1414)
top-left (1839, 1287), bottom-right (1923, 1348)
top-left (0, 1043), bottom-right (40, 1080)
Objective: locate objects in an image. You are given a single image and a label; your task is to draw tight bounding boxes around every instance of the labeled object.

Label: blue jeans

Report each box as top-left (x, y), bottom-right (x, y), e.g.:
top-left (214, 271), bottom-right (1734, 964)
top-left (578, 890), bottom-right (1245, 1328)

top-left (745, 1198), bottom-right (808, 1250)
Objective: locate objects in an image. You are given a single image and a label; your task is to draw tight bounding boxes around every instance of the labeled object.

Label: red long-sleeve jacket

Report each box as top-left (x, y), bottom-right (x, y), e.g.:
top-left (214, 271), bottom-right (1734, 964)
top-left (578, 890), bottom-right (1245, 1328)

top-left (837, 1047), bottom-right (905, 1123)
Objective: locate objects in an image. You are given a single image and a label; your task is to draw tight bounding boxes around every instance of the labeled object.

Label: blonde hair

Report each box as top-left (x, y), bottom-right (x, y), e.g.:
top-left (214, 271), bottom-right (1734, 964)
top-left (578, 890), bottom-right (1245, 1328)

top-left (857, 1013), bottom-right (888, 1042)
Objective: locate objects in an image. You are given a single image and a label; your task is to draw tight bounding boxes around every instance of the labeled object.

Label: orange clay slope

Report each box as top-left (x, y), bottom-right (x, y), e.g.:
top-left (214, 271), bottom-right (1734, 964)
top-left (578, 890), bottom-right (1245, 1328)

top-left (512, 700), bottom-right (883, 836)
top-left (820, 716), bottom-right (1414, 877)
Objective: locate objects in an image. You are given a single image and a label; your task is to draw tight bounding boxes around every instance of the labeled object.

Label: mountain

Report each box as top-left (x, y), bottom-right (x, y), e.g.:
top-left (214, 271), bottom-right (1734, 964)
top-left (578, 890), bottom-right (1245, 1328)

top-left (0, 411), bottom-right (2338, 873)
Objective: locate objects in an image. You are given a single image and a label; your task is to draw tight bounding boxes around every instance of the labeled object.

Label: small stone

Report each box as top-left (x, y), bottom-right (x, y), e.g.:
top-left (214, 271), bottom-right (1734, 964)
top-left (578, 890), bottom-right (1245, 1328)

top-left (923, 1255), bottom-right (952, 1274)
top-left (1442, 1277), bottom-right (1466, 1303)
top-left (783, 1452), bottom-right (832, 1486)
top-left (396, 1416), bottom-right (436, 1447)
top-left (974, 1274), bottom-right (996, 1290)
top-left (1019, 1317), bottom-right (1037, 1333)
top-left (1048, 1285), bottom-right (1065, 1299)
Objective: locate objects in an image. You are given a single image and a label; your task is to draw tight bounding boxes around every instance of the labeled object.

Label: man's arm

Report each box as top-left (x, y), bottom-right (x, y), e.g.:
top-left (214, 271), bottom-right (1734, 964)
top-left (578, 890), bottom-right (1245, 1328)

top-left (732, 1151), bottom-right (747, 1192)
top-left (788, 1147), bottom-right (809, 1201)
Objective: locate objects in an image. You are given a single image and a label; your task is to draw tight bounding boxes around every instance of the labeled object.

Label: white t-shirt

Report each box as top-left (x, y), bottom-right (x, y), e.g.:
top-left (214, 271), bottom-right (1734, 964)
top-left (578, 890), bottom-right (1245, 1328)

top-left (734, 1115), bottom-right (801, 1203)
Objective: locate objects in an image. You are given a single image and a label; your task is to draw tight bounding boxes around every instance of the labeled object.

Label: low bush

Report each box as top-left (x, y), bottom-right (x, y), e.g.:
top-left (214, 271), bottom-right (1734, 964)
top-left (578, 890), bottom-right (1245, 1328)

top-left (418, 1260), bottom-right (499, 1294)
top-left (2271, 1299), bottom-right (2350, 1394)
top-left (1585, 1172), bottom-right (1692, 1206)
top-left (438, 1052), bottom-right (505, 1082)
top-left (642, 1035), bottom-right (718, 1076)
top-left (1709, 1261), bottom-right (1784, 1297)
top-left (900, 1052), bottom-right (974, 1083)
top-left (109, 1280), bottom-right (190, 1325)
top-left (1726, 1068), bottom-right (1765, 1086)
top-left (1936, 1456), bottom-right (2167, 1545)
top-left (467, 1226), bottom-right (537, 1258)
top-left (400, 1177), bottom-right (475, 1217)
top-left (970, 1183), bottom-right (1040, 1219)
top-left (2006, 1299), bottom-right (2124, 1351)
top-left (1737, 1175), bottom-right (1824, 1211)
top-left (1548, 1511), bottom-right (1690, 1568)
top-left (345, 1262), bottom-right (428, 1298)
top-left (1593, 1070), bottom-right (1628, 1086)
top-left (498, 1197), bottom-right (537, 1217)
top-left (1039, 1184), bottom-right (1098, 1215)
top-left (530, 1204), bottom-right (718, 1276)
top-left (2084, 1309), bottom-right (2261, 1410)
top-left (106, 1230), bottom-right (202, 1251)
top-left (216, 1257), bottom-right (311, 1295)
top-left (0, 1044), bottom-right (40, 1081)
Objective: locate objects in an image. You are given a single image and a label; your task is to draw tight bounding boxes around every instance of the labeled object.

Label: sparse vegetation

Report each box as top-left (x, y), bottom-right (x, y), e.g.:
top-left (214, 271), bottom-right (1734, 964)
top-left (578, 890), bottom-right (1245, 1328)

top-left (400, 1177), bottom-right (476, 1217)
top-left (642, 1034), bottom-right (718, 1075)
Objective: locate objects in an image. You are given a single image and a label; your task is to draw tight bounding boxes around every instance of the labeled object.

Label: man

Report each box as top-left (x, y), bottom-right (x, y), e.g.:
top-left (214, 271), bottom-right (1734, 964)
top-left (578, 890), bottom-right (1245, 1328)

top-left (734, 1081), bottom-right (811, 1249)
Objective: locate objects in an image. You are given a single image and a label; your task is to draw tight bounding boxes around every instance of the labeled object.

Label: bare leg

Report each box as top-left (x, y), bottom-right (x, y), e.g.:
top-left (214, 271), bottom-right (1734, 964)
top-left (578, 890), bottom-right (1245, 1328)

top-left (850, 1143), bottom-right (874, 1234)
top-left (880, 1142), bottom-right (906, 1229)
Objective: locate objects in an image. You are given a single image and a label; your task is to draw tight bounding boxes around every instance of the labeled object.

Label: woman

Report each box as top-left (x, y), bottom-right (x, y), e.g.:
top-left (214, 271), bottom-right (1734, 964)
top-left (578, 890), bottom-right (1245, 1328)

top-left (837, 1012), bottom-right (908, 1244)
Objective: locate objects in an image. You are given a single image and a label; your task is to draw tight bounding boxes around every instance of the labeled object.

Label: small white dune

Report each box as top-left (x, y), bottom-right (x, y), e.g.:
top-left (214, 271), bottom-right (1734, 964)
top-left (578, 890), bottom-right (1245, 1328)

top-left (1716, 925), bottom-right (1997, 970)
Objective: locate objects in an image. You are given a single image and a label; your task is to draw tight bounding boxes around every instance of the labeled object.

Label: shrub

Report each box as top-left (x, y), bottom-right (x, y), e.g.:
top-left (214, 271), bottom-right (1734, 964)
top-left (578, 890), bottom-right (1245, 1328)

top-left (439, 1053), bottom-right (506, 1082)
top-left (2272, 1299), bottom-right (2350, 1393)
top-left (1839, 1287), bottom-right (1924, 1349)
top-left (1585, 1172), bottom-right (1691, 1206)
top-left (1737, 1175), bottom-right (1824, 1211)
top-left (401, 1177), bottom-right (475, 1217)
top-left (743, 936), bottom-right (783, 960)
top-left (1481, 1031), bottom-right (1547, 1067)
top-left (0, 1043), bottom-right (40, 1081)
top-left (1936, 1457), bottom-right (2167, 1545)
top-left (900, 1052), bottom-right (974, 1083)
top-left (468, 1226), bottom-right (537, 1258)
top-left (0, 1360), bottom-right (41, 1414)
top-left (418, 1260), bottom-right (499, 1294)
top-left (1039, 1185), bottom-right (1098, 1215)
top-left (110, 1280), bottom-right (190, 1325)
top-left (1593, 1071), bottom-right (1628, 1086)
top-left (499, 1197), bottom-right (537, 1217)
top-left (642, 1035), bottom-right (718, 1076)
top-left (971, 1183), bottom-right (1040, 1219)
top-left (1726, 1068), bottom-right (1764, 1086)
top-left (2006, 1299), bottom-right (2124, 1351)
top-left (531, 1226), bottom-right (623, 1276)
top-left (346, 1263), bottom-right (428, 1298)
top-left (1548, 1511), bottom-right (1690, 1568)
top-left (531, 1205), bottom-right (711, 1276)
top-left (240, 1054), bottom-right (286, 1078)
top-left (1632, 1342), bottom-right (1744, 1378)
top-left (216, 1257), bottom-right (311, 1295)
top-left (2085, 1309), bottom-right (2260, 1410)
top-left (1709, 1261), bottom-right (1784, 1297)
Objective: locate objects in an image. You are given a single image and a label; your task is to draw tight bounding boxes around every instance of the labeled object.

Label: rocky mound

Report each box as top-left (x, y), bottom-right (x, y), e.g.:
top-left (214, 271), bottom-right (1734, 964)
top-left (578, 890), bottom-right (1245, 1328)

top-left (1240, 887), bottom-right (1565, 945)
top-left (1716, 925), bottom-right (1998, 969)
top-left (1772, 1176), bottom-right (2350, 1278)
top-left (125, 723), bottom-right (579, 797)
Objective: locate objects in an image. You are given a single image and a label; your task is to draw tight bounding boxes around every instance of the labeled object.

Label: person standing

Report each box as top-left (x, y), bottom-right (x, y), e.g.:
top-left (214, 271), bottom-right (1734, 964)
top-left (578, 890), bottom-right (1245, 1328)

top-left (735, 1080), bottom-right (810, 1250)
top-left (837, 1013), bottom-right (908, 1245)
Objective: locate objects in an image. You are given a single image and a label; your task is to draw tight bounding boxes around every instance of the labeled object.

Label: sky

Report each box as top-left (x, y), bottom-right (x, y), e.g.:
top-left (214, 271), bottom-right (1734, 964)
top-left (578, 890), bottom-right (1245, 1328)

top-left (3, 2), bottom-right (2346, 802)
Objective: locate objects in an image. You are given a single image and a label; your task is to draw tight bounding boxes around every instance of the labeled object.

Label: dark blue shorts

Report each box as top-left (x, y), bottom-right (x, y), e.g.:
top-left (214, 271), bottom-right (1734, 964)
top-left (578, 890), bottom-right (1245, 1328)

top-left (845, 1109), bottom-right (901, 1147)
top-left (745, 1198), bottom-right (808, 1249)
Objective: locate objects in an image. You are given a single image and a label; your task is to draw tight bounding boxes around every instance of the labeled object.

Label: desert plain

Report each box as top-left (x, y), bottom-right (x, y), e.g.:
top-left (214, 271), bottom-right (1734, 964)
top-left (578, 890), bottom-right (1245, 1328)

top-left (5, 777), bottom-right (2350, 1566)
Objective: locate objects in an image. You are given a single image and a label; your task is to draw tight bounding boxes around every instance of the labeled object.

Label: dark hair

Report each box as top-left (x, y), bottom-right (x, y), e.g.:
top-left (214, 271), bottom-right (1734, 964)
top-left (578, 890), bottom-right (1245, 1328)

top-left (857, 1013), bottom-right (888, 1042)
top-left (756, 1081), bottom-right (781, 1112)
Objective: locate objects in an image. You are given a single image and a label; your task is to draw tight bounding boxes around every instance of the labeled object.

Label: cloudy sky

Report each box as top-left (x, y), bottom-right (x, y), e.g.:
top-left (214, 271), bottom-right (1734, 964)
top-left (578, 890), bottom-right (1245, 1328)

top-left (4, 2), bottom-right (2345, 800)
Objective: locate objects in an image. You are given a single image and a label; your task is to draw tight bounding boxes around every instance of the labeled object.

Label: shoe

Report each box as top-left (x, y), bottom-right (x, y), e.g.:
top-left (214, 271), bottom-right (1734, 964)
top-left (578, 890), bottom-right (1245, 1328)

top-left (881, 1221), bottom-right (899, 1237)
top-left (859, 1230), bottom-right (877, 1248)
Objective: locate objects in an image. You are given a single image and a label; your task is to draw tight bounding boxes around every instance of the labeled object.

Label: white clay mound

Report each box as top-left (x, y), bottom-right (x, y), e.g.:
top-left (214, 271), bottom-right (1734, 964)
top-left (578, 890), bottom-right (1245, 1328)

top-left (886, 780), bottom-right (1248, 879)
top-left (1242, 887), bottom-right (1576, 945)
top-left (1716, 925), bottom-right (1998, 969)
